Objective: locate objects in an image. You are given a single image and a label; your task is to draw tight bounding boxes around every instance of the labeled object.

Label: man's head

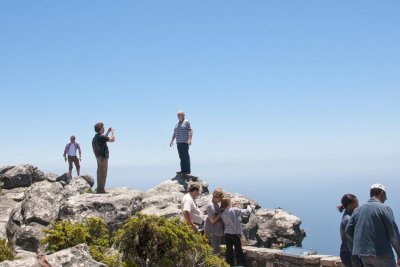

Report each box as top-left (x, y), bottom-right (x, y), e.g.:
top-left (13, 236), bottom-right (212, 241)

top-left (177, 110), bottom-right (185, 122)
top-left (370, 183), bottom-right (387, 203)
top-left (70, 135), bottom-right (76, 143)
top-left (188, 184), bottom-right (200, 198)
top-left (94, 122), bottom-right (105, 134)
top-left (212, 188), bottom-right (224, 203)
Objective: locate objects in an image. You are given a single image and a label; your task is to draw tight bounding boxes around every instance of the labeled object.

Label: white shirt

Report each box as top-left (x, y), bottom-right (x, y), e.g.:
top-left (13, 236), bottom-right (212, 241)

top-left (68, 143), bottom-right (77, 156)
top-left (181, 193), bottom-right (204, 225)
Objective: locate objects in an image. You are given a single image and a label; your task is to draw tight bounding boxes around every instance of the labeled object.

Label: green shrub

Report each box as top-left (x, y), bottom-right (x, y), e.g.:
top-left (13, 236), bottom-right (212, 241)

top-left (89, 245), bottom-right (122, 267)
top-left (0, 181), bottom-right (4, 196)
top-left (114, 213), bottom-right (228, 267)
top-left (84, 217), bottom-right (110, 247)
top-left (41, 218), bottom-right (122, 266)
top-left (0, 238), bottom-right (14, 262)
top-left (41, 220), bottom-right (90, 253)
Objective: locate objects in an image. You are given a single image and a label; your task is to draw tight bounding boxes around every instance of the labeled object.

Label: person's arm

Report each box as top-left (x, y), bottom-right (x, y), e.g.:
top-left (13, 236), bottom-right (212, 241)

top-left (345, 213), bottom-right (356, 243)
top-left (63, 144), bottom-right (68, 161)
top-left (341, 216), bottom-right (352, 251)
top-left (239, 205), bottom-right (252, 216)
top-left (183, 211), bottom-right (196, 231)
top-left (170, 132), bottom-right (176, 147)
top-left (77, 143), bottom-right (82, 160)
top-left (206, 205), bottom-right (221, 224)
top-left (187, 129), bottom-right (193, 145)
top-left (382, 207), bottom-right (400, 264)
top-left (209, 213), bottom-right (221, 224)
top-left (107, 128), bottom-right (115, 142)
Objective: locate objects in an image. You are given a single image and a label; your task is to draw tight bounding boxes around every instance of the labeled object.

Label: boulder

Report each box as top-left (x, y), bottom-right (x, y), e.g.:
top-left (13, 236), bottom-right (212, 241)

top-left (13, 223), bottom-right (46, 252)
top-left (63, 176), bottom-right (91, 198)
top-left (45, 244), bottom-right (107, 267)
top-left (21, 181), bottom-right (64, 226)
top-left (0, 257), bottom-right (39, 267)
top-left (0, 165), bottom-right (45, 189)
top-left (243, 208), bottom-right (305, 248)
top-left (0, 244), bottom-right (106, 267)
top-left (6, 181), bottom-right (64, 252)
top-left (59, 188), bottom-right (143, 232)
top-left (55, 173), bottom-right (71, 185)
top-left (44, 173), bottom-right (58, 183)
top-left (140, 174), bottom-right (209, 218)
top-left (80, 175), bottom-right (95, 187)
top-left (0, 188), bottom-right (26, 240)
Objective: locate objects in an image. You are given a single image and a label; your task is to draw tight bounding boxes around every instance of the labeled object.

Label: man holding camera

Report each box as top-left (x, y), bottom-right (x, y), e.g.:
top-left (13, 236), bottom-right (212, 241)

top-left (92, 122), bottom-right (115, 194)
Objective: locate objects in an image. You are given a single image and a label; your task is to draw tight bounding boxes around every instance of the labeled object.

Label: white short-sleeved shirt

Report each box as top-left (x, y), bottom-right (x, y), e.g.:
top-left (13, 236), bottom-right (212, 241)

top-left (182, 193), bottom-right (204, 225)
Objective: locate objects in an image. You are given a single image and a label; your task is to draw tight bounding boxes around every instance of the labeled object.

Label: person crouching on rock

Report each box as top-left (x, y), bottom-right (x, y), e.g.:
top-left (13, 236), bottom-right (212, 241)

top-left (63, 135), bottom-right (82, 177)
top-left (182, 184), bottom-right (204, 232)
top-left (220, 197), bottom-right (252, 267)
top-left (337, 194), bottom-right (361, 267)
top-left (92, 122), bottom-right (115, 194)
top-left (204, 188), bottom-right (225, 254)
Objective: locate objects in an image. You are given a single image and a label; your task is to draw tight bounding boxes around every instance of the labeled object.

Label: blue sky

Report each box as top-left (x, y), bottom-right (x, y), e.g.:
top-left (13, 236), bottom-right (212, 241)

top-left (1, 1), bottom-right (400, 254)
top-left (1, 1), bottom-right (399, 169)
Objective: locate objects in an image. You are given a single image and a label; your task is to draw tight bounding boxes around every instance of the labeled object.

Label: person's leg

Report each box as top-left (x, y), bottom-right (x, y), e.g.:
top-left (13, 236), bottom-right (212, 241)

top-left (96, 157), bottom-right (107, 193)
top-left (233, 234), bottom-right (246, 266)
top-left (73, 156), bottom-right (80, 176)
top-left (340, 251), bottom-right (353, 267)
top-left (207, 235), bottom-right (221, 254)
top-left (181, 143), bottom-right (190, 174)
top-left (177, 143), bottom-right (184, 173)
top-left (68, 156), bottom-right (73, 177)
top-left (103, 158), bottom-right (108, 191)
top-left (225, 234), bottom-right (235, 266)
top-left (184, 143), bottom-right (191, 174)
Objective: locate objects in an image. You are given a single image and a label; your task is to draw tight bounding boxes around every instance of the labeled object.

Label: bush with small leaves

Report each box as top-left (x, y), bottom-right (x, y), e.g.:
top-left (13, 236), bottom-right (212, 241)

top-left (0, 238), bottom-right (15, 262)
top-left (41, 218), bottom-right (122, 266)
top-left (89, 245), bottom-right (122, 267)
top-left (41, 220), bottom-right (90, 253)
top-left (114, 213), bottom-right (228, 267)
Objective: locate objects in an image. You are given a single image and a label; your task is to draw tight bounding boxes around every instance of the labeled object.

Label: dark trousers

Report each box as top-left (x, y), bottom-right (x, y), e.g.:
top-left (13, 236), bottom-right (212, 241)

top-left (177, 142), bottom-right (190, 174)
top-left (340, 251), bottom-right (353, 267)
top-left (225, 234), bottom-right (246, 267)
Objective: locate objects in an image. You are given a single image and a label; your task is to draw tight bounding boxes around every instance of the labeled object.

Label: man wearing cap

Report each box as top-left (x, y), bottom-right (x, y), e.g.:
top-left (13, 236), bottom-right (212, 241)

top-left (170, 111), bottom-right (193, 177)
top-left (63, 135), bottom-right (82, 177)
top-left (345, 184), bottom-right (400, 267)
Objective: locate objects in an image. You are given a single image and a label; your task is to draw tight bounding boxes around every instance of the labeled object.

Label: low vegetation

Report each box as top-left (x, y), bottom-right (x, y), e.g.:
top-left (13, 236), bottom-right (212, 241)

top-left (0, 238), bottom-right (14, 262)
top-left (41, 214), bottom-right (228, 267)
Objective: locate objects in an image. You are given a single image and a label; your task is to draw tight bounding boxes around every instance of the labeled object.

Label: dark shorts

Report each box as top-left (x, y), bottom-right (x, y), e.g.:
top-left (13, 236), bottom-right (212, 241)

top-left (68, 155), bottom-right (80, 170)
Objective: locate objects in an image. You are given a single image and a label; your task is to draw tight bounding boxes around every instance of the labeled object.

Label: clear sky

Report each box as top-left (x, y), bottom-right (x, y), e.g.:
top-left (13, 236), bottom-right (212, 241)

top-left (1, 1), bottom-right (400, 254)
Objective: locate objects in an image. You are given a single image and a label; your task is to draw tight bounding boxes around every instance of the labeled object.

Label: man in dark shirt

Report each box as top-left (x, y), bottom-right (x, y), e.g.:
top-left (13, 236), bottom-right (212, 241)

top-left (345, 183), bottom-right (400, 267)
top-left (92, 122), bottom-right (115, 194)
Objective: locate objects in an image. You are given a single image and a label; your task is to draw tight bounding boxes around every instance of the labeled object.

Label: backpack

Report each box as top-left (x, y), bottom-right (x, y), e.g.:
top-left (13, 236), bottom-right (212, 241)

top-left (92, 134), bottom-right (103, 157)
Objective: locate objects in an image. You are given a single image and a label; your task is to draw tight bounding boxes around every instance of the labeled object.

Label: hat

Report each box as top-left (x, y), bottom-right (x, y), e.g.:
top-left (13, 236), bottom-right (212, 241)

top-left (371, 183), bottom-right (386, 192)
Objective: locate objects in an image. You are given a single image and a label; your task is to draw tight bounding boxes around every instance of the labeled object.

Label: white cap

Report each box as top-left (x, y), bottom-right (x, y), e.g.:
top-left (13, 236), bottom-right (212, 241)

top-left (371, 183), bottom-right (386, 192)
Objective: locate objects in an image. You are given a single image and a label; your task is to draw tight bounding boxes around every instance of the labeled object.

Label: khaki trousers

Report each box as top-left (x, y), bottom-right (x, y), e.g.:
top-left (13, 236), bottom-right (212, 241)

top-left (96, 157), bottom-right (108, 192)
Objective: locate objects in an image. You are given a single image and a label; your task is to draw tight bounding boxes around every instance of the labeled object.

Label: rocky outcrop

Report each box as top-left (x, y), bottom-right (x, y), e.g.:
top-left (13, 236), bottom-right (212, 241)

top-left (0, 188), bottom-right (26, 240)
top-left (0, 165), bottom-right (45, 189)
top-left (243, 208), bottom-right (305, 248)
top-left (0, 164), bottom-right (305, 264)
top-left (59, 188), bottom-right (143, 232)
top-left (0, 244), bottom-right (106, 267)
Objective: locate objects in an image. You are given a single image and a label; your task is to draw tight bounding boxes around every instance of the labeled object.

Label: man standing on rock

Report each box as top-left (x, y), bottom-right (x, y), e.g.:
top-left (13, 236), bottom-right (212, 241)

top-left (170, 110), bottom-right (193, 178)
top-left (92, 123), bottom-right (115, 194)
top-left (346, 184), bottom-right (400, 267)
top-left (63, 135), bottom-right (82, 177)
top-left (182, 184), bottom-right (204, 232)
